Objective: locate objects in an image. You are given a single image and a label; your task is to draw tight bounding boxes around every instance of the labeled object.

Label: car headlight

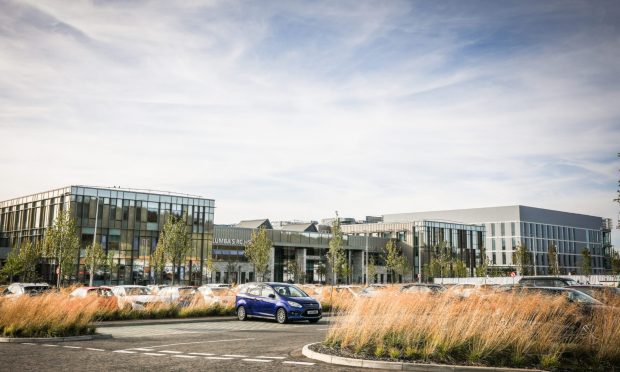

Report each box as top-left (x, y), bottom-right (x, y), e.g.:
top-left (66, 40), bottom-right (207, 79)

top-left (287, 301), bottom-right (302, 308)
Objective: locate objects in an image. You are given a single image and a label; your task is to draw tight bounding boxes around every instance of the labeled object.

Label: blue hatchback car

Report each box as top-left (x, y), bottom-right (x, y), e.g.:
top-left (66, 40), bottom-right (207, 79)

top-left (235, 282), bottom-right (322, 324)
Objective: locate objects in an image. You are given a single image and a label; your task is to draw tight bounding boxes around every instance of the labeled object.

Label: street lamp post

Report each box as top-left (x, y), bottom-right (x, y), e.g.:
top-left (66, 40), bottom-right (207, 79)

top-left (89, 196), bottom-right (100, 286)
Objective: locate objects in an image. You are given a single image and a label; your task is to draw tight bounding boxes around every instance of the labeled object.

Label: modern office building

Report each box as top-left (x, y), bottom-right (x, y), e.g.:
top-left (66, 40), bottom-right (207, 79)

top-left (211, 221), bottom-right (390, 284)
top-left (383, 206), bottom-right (612, 275)
top-left (0, 186), bottom-right (215, 285)
top-left (341, 220), bottom-right (486, 281)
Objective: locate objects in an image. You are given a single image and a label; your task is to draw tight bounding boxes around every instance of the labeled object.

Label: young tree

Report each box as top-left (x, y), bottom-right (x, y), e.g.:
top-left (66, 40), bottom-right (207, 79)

top-left (513, 243), bottom-right (531, 276)
top-left (43, 210), bottom-right (80, 288)
top-left (1, 248), bottom-right (22, 284)
top-left (611, 250), bottom-right (620, 275)
top-left (316, 261), bottom-right (327, 284)
top-left (158, 215), bottom-right (192, 285)
top-left (226, 260), bottom-right (238, 284)
top-left (367, 256), bottom-right (377, 284)
top-left (454, 259), bottom-right (467, 278)
top-left (327, 215), bottom-right (344, 285)
top-left (475, 249), bottom-right (488, 278)
top-left (433, 241), bottom-right (451, 279)
top-left (84, 242), bottom-right (106, 286)
top-left (205, 254), bottom-right (215, 284)
top-left (152, 243), bottom-right (166, 284)
top-left (244, 227), bottom-right (272, 282)
top-left (286, 260), bottom-right (299, 283)
top-left (581, 248), bottom-right (592, 276)
top-left (384, 240), bottom-right (408, 283)
top-left (548, 243), bottom-right (560, 276)
top-left (105, 251), bottom-right (118, 285)
top-left (18, 239), bottom-right (42, 283)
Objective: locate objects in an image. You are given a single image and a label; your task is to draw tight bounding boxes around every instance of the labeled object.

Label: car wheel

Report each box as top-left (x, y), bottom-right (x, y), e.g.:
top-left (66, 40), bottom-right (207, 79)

top-left (276, 308), bottom-right (288, 324)
top-left (237, 305), bottom-right (247, 321)
top-left (308, 319), bottom-right (319, 324)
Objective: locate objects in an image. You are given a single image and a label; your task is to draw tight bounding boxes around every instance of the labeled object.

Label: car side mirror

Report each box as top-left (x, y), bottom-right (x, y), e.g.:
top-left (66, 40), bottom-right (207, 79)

top-left (268, 294), bottom-right (276, 299)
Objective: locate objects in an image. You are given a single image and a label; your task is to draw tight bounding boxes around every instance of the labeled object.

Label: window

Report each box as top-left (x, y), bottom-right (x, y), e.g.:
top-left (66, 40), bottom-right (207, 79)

top-left (502, 239), bottom-right (506, 251)
top-left (261, 286), bottom-right (275, 297)
top-left (501, 253), bottom-right (506, 265)
top-left (491, 224), bottom-right (495, 236)
top-left (147, 202), bottom-right (158, 223)
top-left (511, 222), bottom-right (515, 236)
top-left (500, 223), bottom-right (505, 236)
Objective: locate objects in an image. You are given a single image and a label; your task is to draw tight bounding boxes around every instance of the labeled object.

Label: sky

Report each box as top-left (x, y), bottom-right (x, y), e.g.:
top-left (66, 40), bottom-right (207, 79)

top-left (1, 0), bottom-right (619, 245)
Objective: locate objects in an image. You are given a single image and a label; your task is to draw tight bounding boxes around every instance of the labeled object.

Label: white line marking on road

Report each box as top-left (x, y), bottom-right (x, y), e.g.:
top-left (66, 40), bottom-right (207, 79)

top-left (256, 356), bottom-right (286, 359)
top-left (63, 346), bottom-right (82, 349)
top-left (142, 353), bottom-right (166, 356)
top-left (283, 361), bottom-right (315, 366)
top-left (205, 357), bottom-right (234, 360)
top-left (86, 348), bottom-right (105, 351)
top-left (316, 328), bottom-right (329, 331)
top-left (132, 348), bottom-right (155, 351)
top-left (136, 331), bottom-right (200, 337)
top-left (21, 343), bottom-right (36, 345)
top-left (113, 350), bottom-right (137, 354)
top-left (188, 353), bottom-right (215, 356)
top-left (222, 354), bottom-right (247, 358)
top-left (243, 358), bottom-right (272, 363)
top-left (173, 355), bottom-right (197, 359)
top-left (160, 350), bottom-right (183, 354)
top-left (144, 338), bottom-right (255, 349)
top-left (42, 344), bottom-right (59, 347)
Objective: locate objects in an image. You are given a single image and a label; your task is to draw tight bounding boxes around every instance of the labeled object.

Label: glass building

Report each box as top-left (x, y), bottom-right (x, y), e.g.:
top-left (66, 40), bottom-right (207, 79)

top-left (0, 186), bottom-right (214, 285)
top-left (383, 206), bottom-right (611, 275)
top-left (341, 220), bottom-right (486, 281)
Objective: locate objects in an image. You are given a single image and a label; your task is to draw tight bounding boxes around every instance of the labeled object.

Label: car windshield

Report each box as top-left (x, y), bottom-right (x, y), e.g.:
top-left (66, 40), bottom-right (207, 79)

top-left (125, 287), bottom-right (150, 296)
top-left (567, 290), bottom-right (602, 305)
top-left (272, 285), bottom-right (308, 298)
top-left (24, 286), bottom-right (49, 294)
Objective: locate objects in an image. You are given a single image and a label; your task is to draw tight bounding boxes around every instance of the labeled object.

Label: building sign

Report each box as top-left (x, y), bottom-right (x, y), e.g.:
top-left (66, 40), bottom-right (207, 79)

top-left (213, 237), bottom-right (249, 246)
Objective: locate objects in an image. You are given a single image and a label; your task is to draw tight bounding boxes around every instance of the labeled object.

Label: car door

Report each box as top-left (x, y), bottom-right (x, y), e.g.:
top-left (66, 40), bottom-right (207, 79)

top-left (257, 285), bottom-right (278, 317)
top-left (244, 285), bottom-right (261, 315)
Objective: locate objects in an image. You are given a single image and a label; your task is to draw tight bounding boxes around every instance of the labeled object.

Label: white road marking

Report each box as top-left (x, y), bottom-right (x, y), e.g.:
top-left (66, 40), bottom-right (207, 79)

top-left (142, 353), bottom-right (166, 356)
top-left (63, 346), bottom-right (82, 349)
top-left (132, 348), bottom-right (155, 351)
top-left (173, 355), bottom-right (197, 359)
top-left (21, 343), bottom-right (36, 345)
top-left (283, 361), bottom-right (315, 366)
top-left (205, 357), bottom-right (234, 360)
top-left (113, 350), bottom-right (137, 354)
top-left (316, 328), bottom-right (329, 331)
top-left (222, 354), bottom-right (247, 358)
top-left (42, 344), bottom-right (59, 347)
top-left (86, 348), bottom-right (105, 351)
top-left (188, 352), bottom-right (215, 356)
top-left (243, 358), bottom-right (272, 363)
top-left (256, 356), bottom-right (286, 359)
top-left (160, 350), bottom-right (183, 354)
top-left (144, 338), bottom-right (255, 349)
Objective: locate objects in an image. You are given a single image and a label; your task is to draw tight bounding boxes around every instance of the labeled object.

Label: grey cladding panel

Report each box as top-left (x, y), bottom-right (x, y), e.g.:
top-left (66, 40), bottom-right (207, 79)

top-left (519, 206), bottom-right (601, 229)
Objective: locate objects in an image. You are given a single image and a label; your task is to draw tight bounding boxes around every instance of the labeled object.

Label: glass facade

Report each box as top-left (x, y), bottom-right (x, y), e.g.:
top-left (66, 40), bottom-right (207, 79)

top-left (0, 186), bottom-right (214, 285)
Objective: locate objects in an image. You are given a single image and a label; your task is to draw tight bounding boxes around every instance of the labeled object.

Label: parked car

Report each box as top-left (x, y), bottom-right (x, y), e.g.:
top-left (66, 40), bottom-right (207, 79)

top-left (158, 286), bottom-right (198, 307)
top-left (110, 285), bottom-right (162, 310)
top-left (518, 276), bottom-right (578, 287)
top-left (202, 283), bottom-right (231, 289)
top-left (520, 286), bottom-right (605, 313)
top-left (146, 285), bottom-right (168, 295)
top-left (333, 285), bottom-right (363, 298)
top-left (1, 283), bottom-right (51, 298)
top-left (236, 282), bottom-right (322, 324)
top-left (400, 283), bottom-right (445, 294)
top-left (568, 285), bottom-right (620, 304)
top-left (69, 286), bottom-right (113, 298)
top-left (358, 284), bottom-right (388, 298)
top-left (198, 286), bottom-right (236, 306)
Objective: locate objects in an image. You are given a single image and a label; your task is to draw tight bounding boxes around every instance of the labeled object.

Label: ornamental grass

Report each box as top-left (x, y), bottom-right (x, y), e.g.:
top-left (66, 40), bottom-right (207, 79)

top-left (0, 293), bottom-right (99, 338)
top-left (324, 290), bottom-right (620, 370)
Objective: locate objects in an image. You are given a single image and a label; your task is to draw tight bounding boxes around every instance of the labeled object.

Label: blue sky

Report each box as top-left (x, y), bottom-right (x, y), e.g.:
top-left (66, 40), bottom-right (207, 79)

top-left (1, 0), bottom-right (619, 245)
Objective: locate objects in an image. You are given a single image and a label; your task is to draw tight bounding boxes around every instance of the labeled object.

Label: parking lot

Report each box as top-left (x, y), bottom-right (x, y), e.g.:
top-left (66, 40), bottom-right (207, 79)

top-left (0, 317), bottom-right (365, 371)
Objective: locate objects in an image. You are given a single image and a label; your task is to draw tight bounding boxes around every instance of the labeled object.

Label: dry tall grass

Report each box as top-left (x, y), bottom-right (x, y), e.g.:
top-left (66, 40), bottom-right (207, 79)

top-left (325, 291), bottom-right (620, 369)
top-left (0, 294), bottom-right (99, 337)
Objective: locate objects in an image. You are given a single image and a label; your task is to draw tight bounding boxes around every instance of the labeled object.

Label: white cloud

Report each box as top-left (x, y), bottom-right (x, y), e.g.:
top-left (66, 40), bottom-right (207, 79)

top-left (0, 0), bottom-right (619, 246)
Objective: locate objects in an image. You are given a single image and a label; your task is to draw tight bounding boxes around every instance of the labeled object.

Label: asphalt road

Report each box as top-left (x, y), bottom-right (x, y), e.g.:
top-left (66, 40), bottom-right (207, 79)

top-left (0, 317), bottom-right (367, 371)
